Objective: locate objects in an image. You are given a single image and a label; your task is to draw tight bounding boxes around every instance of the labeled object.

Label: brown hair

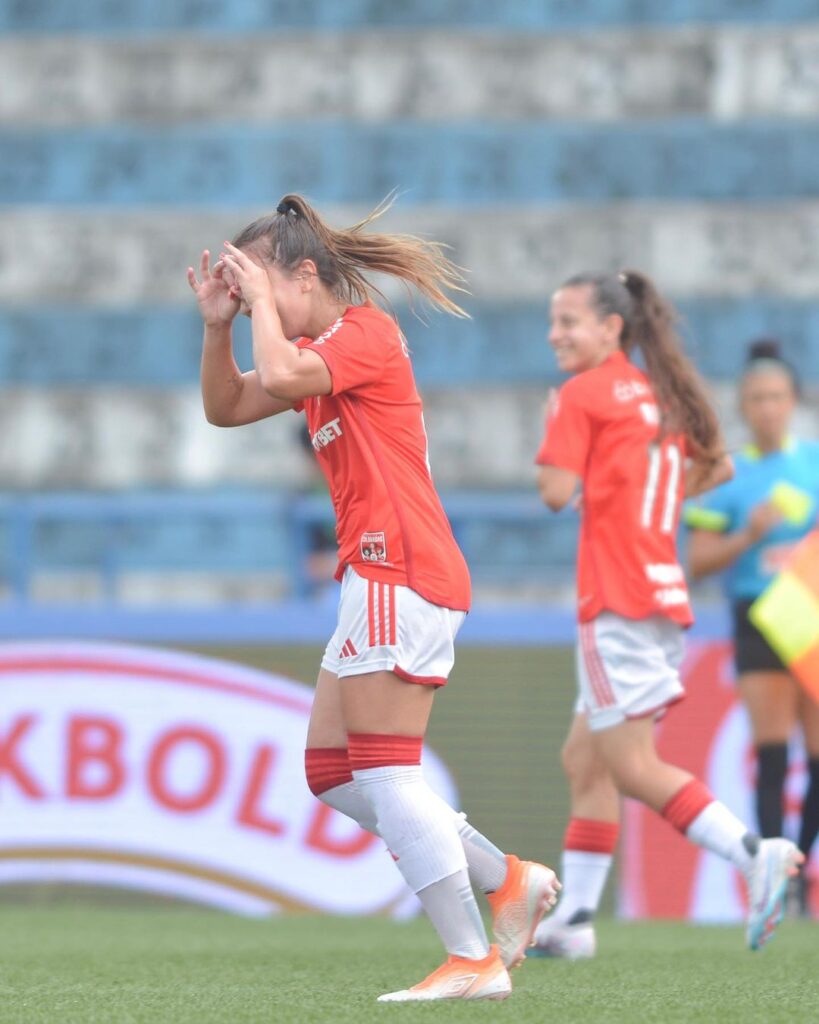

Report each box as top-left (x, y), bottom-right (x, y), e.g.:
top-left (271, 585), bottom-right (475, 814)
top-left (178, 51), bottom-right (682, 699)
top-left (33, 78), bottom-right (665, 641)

top-left (232, 193), bottom-right (468, 318)
top-left (562, 270), bottom-right (723, 463)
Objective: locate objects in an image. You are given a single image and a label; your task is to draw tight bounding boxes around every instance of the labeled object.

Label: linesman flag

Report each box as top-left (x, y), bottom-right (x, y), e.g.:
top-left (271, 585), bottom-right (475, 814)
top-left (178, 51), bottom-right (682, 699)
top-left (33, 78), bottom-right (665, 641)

top-left (749, 530), bottom-right (819, 702)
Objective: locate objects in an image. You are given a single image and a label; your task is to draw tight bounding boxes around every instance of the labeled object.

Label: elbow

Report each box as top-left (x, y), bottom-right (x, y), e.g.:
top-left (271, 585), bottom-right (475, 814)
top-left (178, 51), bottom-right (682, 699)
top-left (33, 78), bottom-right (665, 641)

top-left (204, 407), bottom-right (232, 427)
top-left (539, 484), bottom-right (567, 513)
top-left (257, 365), bottom-right (299, 400)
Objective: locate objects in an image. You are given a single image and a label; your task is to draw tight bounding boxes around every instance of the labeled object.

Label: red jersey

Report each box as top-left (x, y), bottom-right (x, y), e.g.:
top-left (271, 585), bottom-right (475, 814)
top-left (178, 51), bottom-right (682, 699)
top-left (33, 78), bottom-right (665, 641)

top-left (294, 304), bottom-right (470, 611)
top-left (535, 350), bottom-right (693, 626)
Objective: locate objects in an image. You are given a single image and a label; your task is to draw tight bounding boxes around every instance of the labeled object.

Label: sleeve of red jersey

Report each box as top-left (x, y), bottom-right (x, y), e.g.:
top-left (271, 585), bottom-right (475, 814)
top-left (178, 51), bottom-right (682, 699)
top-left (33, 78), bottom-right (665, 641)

top-left (300, 317), bottom-right (383, 396)
top-left (534, 380), bottom-right (593, 476)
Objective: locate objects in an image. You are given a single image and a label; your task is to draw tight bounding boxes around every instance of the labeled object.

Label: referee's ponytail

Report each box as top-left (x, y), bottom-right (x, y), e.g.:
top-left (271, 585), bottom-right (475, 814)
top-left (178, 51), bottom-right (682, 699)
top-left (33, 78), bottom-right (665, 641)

top-left (230, 193), bottom-right (469, 318)
top-left (561, 270), bottom-right (723, 465)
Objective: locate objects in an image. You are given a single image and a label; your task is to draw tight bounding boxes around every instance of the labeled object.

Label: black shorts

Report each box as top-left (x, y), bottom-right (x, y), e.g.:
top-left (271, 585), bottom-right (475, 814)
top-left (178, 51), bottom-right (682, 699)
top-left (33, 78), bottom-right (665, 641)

top-left (732, 599), bottom-right (789, 676)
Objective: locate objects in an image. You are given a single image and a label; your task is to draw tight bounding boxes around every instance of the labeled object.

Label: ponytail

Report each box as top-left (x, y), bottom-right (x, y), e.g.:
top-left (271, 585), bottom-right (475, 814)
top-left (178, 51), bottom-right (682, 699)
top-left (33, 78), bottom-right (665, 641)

top-left (562, 270), bottom-right (723, 464)
top-left (231, 193), bottom-right (469, 318)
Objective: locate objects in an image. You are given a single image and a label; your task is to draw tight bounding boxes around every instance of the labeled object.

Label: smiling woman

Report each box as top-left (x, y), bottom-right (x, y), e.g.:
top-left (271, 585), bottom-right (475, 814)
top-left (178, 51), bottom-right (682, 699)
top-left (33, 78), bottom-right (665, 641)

top-left (530, 270), bottom-right (802, 960)
top-left (186, 194), bottom-right (560, 1003)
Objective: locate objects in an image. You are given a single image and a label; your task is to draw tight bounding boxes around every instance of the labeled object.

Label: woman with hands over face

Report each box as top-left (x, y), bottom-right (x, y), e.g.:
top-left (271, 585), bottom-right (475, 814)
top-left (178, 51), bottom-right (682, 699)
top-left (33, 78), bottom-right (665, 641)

top-left (187, 195), bottom-right (559, 1003)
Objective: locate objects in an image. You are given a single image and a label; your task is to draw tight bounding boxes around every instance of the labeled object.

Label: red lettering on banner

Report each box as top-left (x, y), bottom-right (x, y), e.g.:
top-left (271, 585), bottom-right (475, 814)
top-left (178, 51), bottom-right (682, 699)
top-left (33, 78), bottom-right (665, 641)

top-left (66, 716), bottom-right (126, 799)
top-left (236, 745), bottom-right (286, 836)
top-left (147, 726), bottom-right (226, 813)
top-left (0, 714), bottom-right (45, 799)
top-left (304, 803), bottom-right (377, 858)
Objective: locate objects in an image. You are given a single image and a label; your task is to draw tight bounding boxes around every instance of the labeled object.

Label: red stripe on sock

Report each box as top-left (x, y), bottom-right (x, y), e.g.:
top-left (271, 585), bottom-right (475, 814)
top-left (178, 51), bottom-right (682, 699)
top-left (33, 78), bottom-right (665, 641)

top-left (564, 817), bottom-right (619, 854)
top-left (304, 748), bottom-right (353, 796)
top-left (347, 732), bottom-right (423, 771)
top-left (661, 778), bottom-right (715, 834)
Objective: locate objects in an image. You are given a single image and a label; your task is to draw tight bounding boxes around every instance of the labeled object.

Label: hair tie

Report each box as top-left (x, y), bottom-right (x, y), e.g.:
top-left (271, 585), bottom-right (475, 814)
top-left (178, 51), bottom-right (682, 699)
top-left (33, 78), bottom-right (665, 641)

top-left (276, 201), bottom-right (293, 215)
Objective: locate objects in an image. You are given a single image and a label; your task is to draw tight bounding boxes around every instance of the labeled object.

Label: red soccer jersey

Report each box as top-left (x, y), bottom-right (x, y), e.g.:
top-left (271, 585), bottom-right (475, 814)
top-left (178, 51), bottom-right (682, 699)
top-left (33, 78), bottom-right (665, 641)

top-left (294, 304), bottom-right (470, 611)
top-left (535, 349), bottom-right (693, 625)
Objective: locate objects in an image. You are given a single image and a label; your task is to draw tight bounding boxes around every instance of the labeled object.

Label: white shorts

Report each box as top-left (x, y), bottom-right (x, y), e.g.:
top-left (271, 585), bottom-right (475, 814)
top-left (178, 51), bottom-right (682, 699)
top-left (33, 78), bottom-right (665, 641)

top-left (321, 567), bottom-right (466, 686)
top-left (575, 611), bottom-right (686, 732)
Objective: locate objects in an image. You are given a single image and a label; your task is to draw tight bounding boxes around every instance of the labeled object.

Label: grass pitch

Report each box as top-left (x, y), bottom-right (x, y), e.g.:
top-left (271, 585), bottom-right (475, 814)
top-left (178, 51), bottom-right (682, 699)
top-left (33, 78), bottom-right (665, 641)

top-left (0, 908), bottom-right (815, 1023)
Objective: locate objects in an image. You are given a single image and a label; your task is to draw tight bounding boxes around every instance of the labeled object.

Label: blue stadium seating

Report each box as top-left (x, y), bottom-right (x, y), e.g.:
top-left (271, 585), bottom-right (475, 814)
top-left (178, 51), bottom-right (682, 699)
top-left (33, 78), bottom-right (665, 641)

top-left (2, 2), bottom-right (817, 608)
top-left (4, 121), bottom-right (819, 205)
top-left (2, 0), bottom-right (814, 32)
top-left (3, 301), bottom-right (818, 386)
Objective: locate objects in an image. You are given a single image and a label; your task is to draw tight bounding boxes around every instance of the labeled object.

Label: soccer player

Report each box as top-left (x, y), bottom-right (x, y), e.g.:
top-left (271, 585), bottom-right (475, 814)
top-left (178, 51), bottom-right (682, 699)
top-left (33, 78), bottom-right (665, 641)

top-left (686, 339), bottom-right (819, 916)
top-left (188, 195), bottom-right (559, 1002)
top-left (529, 271), bottom-right (803, 958)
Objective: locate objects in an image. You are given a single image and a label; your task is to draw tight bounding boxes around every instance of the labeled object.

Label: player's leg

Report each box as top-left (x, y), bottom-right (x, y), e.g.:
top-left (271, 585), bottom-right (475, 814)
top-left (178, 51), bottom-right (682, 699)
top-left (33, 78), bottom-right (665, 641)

top-left (594, 714), bottom-right (803, 949)
top-left (580, 611), bottom-right (802, 950)
top-left (530, 712), bottom-right (618, 959)
top-left (342, 667), bottom-right (511, 1001)
top-left (306, 666), bottom-right (556, 951)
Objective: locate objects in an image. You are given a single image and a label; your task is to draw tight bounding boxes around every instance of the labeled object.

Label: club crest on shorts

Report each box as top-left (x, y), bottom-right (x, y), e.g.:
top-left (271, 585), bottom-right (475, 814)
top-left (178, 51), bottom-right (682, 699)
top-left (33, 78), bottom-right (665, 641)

top-left (360, 531), bottom-right (387, 562)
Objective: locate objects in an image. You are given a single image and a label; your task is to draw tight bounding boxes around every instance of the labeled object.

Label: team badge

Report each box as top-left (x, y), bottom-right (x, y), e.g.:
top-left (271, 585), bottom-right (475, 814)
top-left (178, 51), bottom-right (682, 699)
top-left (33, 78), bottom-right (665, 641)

top-left (360, 532), bottom-right (387, 562)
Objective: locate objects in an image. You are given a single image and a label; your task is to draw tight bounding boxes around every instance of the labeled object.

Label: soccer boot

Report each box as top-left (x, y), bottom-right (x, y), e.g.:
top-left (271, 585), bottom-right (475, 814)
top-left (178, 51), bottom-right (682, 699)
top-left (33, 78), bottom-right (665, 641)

top-left (528, 909), bottom-right (596, 960)
top-left (747, 838), bottom-right (804, 950)
top-left (377, 944), bottom-right (511, 1002)
top-left (487, 854), bottom-right (561, 968)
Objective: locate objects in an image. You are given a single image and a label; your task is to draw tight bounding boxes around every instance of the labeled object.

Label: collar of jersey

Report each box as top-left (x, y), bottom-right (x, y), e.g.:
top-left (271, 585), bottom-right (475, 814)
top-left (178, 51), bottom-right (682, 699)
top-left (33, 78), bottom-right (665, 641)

top-left (742, 435), bottom-right (797, 461)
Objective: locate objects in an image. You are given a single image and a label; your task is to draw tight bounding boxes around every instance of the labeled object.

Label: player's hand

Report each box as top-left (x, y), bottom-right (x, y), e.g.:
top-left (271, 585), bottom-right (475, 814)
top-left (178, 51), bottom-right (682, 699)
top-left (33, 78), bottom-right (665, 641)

top-left (187, 249), bottom-right (240, 326)
top-left (220, 241), bottom-right (273, 310)
top-left (746, 501), bottom-right (783, 543)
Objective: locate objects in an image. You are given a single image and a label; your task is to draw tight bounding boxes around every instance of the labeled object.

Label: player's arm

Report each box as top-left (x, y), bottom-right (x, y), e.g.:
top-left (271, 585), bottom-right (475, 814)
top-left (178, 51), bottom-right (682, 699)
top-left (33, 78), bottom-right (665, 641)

top-left (535, 385), bottom-right (589, 512)
top-left (222, 243), bottom-right (333, 403)
top-left (684, 453), bottom-right (734, 498)
top-left (200, 322), bottom-right (295, 426)
top-left (687, 502), bottom-right (781, 579)
top-left (538, 466), bottom-right (581, 512)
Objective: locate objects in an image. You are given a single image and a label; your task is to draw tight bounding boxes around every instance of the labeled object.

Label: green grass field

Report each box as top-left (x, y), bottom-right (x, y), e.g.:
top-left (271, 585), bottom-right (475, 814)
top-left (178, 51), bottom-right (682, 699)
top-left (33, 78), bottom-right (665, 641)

top-left (0, 908), bottom-right (815, 1023)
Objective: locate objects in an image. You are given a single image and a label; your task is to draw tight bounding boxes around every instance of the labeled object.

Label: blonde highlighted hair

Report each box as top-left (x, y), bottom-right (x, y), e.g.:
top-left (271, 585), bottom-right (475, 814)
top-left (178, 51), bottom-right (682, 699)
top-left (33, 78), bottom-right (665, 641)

top-left (232, 193), bottom-right (469, 318)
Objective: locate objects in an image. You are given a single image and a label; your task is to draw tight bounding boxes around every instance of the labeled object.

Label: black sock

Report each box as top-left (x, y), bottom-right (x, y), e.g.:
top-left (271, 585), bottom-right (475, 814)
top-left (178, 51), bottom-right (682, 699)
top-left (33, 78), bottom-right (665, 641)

top-left (797, 757), bottom-right (819, 857)
top-left (755, 743), bottom-right (788, 838)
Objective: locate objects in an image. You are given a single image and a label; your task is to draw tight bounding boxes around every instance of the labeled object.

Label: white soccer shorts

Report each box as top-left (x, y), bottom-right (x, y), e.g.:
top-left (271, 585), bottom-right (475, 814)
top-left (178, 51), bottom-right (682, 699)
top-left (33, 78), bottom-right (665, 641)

top-left (321, 567), bottom-right (466, 685)
top-left (575, 611), bottom-right (686, 731)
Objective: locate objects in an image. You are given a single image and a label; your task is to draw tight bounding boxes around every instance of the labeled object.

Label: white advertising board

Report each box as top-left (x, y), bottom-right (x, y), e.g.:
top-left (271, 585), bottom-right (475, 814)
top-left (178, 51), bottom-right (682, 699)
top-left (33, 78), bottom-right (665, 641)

top-left (0, 641), bottom-right (458, 917)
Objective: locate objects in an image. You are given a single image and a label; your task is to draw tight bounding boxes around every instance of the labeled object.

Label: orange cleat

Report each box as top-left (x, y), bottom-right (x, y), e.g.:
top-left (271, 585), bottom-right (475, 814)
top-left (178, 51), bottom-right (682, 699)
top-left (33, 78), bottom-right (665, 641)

top-left (376, 944), bottom-right (511, 1002)
top-left (487, 854), bottom-right (561, 968)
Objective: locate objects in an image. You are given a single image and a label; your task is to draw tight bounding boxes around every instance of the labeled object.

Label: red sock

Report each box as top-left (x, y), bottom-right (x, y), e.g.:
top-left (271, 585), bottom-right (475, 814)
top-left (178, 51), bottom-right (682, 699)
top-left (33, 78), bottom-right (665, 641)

top-left (304, 748), bottom-right (353, 797)
top-left (661, 779), bottom-right (714, 834)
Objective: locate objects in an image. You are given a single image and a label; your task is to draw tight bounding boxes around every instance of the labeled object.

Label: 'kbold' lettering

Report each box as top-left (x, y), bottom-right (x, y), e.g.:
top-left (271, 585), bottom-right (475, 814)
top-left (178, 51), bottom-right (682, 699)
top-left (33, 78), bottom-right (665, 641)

top-left (0, 715), bottom-right (45, 799)
top-left (147, 726), bottom-right (226, 813)
top-left (66, 715), bottom-right (126, 799)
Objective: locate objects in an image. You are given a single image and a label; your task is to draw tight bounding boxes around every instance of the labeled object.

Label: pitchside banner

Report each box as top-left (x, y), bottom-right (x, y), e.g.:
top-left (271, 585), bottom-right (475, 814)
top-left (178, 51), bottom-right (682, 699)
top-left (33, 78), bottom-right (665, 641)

top-left (0, 641), bottom-right (457, 917)
top-left (620, 639), bottom-right (815, 921)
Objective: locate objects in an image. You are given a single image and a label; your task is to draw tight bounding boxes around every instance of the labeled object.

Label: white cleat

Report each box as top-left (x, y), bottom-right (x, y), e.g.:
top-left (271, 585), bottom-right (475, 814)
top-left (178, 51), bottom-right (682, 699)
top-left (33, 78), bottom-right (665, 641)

top-left (377, 944), bottom-right (511, 1002)
top-left (486, 854), bottom-right (561, 968)
top-left (528, 913), bottom-right (597, 960)
top-left (747, 838), bottom-right (804, 951)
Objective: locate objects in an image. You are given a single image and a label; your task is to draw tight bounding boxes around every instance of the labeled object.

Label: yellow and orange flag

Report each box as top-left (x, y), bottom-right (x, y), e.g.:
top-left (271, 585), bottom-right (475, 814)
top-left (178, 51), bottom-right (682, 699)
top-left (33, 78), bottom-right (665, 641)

top-left (750, 530), bottom-right (819, 701)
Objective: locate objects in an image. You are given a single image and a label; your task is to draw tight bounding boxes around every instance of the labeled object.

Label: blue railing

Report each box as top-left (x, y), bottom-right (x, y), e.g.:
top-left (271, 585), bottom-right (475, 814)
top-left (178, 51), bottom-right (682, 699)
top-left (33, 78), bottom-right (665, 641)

top-left (0, 489), bottom-right (577, 603)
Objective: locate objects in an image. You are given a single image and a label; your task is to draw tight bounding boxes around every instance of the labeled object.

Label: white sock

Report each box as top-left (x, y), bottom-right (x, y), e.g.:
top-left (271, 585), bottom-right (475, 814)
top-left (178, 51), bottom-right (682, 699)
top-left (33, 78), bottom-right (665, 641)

top-left (318, 780), bottom-right (508, 893)
top-left (553, 851), bottom-right (612, 924)
top-left (352, 764), bottom-right (468, 893)
top-left (685, 801), bottom-right (755, 875)
top-left (352, 764), bottom-right (489, 958)
top-left (416, 869), bottom-right (490, 959)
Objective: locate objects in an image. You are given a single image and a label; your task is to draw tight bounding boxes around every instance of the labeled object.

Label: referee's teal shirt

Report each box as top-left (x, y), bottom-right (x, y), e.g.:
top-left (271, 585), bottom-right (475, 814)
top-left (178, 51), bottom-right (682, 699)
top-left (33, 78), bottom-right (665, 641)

top-left (683, 437), bottom-right (819, 600)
